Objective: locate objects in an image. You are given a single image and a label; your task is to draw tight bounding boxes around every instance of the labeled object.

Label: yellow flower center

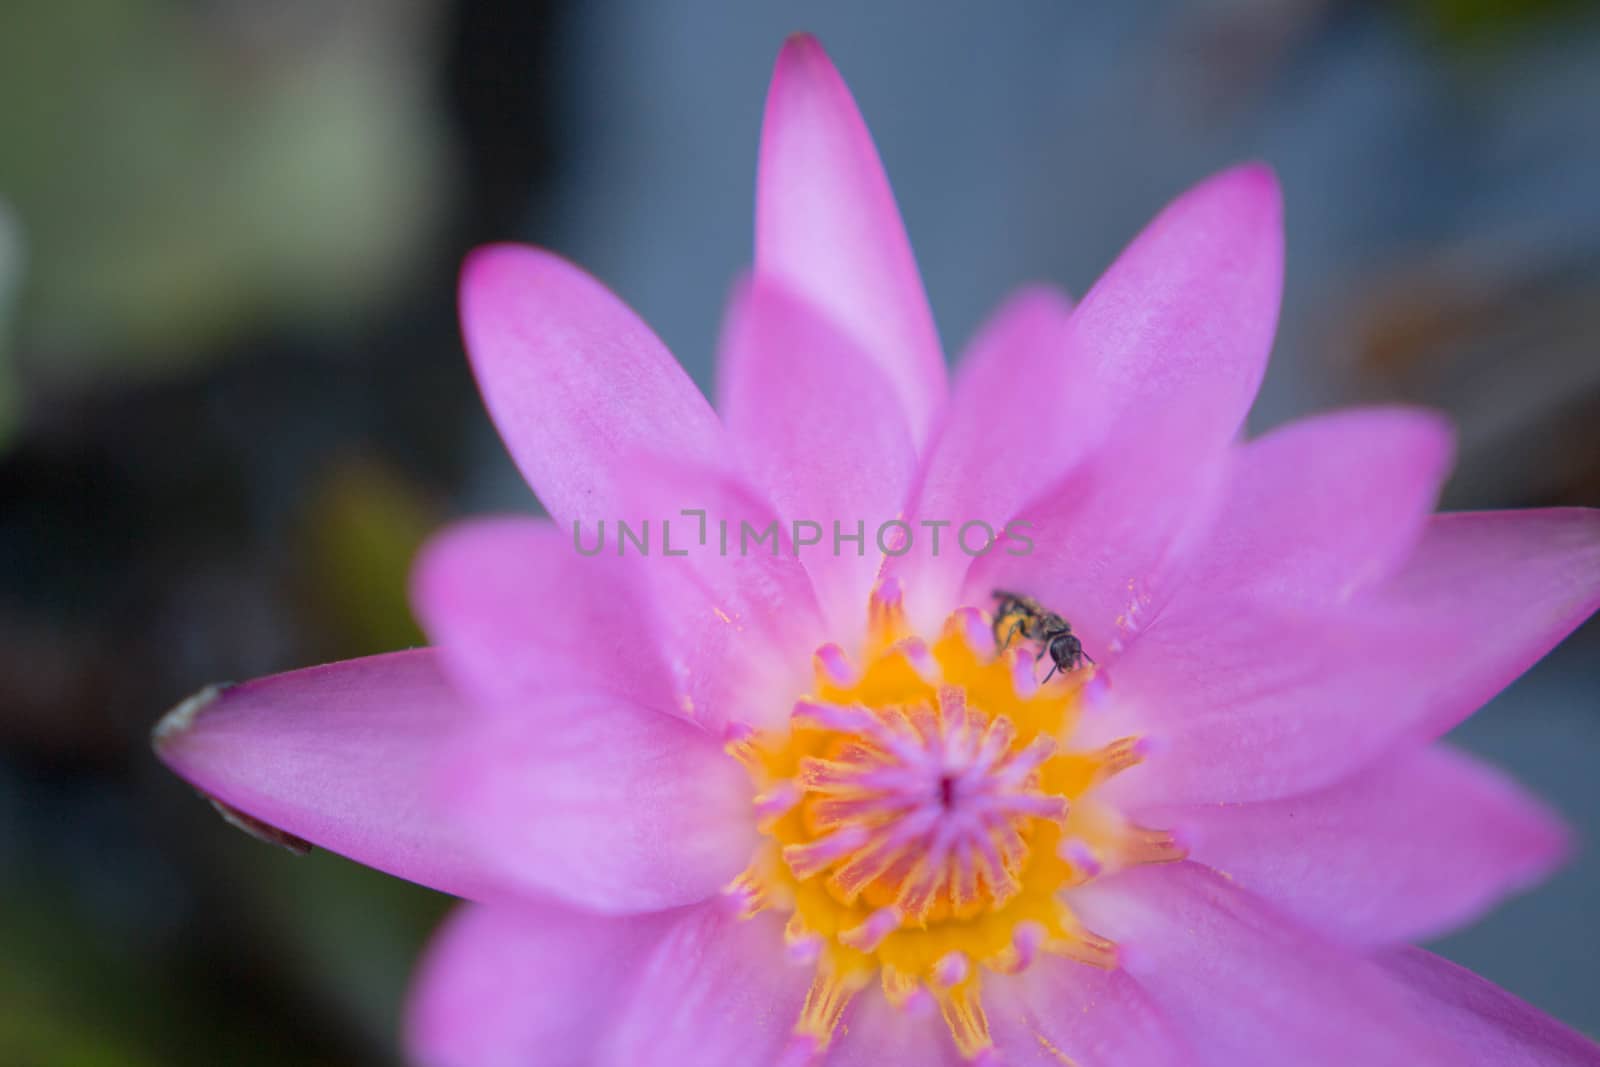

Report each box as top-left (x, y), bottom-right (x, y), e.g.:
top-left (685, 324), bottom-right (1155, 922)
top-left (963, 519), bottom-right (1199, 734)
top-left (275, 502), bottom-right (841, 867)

top-left (724, 580), bottom-right (1185, 1062)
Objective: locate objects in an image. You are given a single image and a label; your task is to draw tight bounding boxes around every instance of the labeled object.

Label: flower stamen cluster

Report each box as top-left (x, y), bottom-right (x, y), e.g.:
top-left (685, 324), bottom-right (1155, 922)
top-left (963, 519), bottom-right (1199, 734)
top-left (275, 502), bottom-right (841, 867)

top-left (726, 580), bottom-right (1185, 1061)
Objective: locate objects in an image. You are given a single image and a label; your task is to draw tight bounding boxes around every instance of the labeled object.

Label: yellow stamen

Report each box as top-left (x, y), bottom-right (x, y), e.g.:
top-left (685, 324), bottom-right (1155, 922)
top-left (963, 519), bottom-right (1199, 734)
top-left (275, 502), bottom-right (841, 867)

top-left (938, 981), bottom-right (994, 1061)
top-left (728, 587), bottom-right (1183, 1060)
top-left (795, 970), bottom-right (861, 1048)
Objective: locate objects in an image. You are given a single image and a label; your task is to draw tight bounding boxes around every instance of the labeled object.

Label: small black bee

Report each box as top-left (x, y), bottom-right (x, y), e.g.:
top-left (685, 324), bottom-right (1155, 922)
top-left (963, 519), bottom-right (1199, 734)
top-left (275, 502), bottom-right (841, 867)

top-left (992, 589), bottom-right (1095, 683)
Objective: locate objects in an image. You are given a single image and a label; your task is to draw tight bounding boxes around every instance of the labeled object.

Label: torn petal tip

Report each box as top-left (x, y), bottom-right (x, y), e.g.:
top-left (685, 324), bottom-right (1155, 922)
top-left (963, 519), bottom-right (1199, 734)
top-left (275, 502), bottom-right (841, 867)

top-left (205, 796), bottom-right (313, 855)
top-left (151, 683), bottom-right (227, 751)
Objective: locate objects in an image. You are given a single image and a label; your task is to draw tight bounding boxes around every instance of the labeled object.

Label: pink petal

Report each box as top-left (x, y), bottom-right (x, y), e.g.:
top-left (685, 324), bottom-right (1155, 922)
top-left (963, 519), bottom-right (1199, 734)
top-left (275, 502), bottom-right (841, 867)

top-left (1106, 508), bottom-right (1600, 803)
top-left (1138, 744), bottom-right (1571, 947)
top-left (447, 692), bottom-right (756, 915)
top-left (458, 244), bottom-right (724, 524)
top-left (965, 445), bottom-right (1229, 662)
top-left (405, 902), bottom-right (675, 1067)
top-left (1058, 163), bottom-right (1283, 450)
top-left (1098, 604), bottom-right (1397, 802)
top-left (1362, 508), bottom-right (1600, 742)
top-left (965, 165), bottom-right (1284, 657)
top-left (757, 34), bottom-right (946, 442)
top-left (598, 903), bottom-right (812, 1067)
top-left (1176, 407), bottom-right (1454, 608)
top-left (1378, 948), bottom-right (1600, 1066)
top-left (153, 650), bottom-right (498, 900)
top-left (617, 455), bottom-right (827, 732)
top-left (885, 285), bottom-right (1076, 630)
top-left (411, 517), bottom-right (671, 714)
top-left (716, 276), bottom-right (918, 641)
top-left (1069, 863), bottom-right (1460, 1066)
top-left (828, 991), bottom-right (964, 1066)
top-left (985, 959), bottom-right (1190, 1067)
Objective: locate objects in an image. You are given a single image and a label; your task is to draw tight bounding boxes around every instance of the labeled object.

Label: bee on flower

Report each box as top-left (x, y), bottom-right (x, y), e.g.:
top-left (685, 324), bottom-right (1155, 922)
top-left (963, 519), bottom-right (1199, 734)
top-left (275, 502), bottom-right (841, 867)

top-left (991, 589), bottom-right (1095, 682)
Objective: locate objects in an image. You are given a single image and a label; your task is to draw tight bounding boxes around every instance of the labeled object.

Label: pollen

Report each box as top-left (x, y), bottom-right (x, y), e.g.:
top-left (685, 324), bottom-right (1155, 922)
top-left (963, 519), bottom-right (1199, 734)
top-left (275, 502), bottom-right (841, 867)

top-left (724, 580), bottom-right (1186, 1063)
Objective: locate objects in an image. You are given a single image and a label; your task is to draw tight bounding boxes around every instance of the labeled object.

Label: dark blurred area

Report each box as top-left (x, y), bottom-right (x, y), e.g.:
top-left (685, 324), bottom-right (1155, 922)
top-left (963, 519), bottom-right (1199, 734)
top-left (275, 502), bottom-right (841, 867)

top-left (1, 1), bottom-right (1598, 1062)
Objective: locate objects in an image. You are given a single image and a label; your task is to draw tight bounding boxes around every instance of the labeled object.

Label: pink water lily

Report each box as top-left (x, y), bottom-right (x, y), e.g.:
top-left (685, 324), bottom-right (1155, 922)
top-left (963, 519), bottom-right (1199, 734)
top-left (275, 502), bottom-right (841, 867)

top-left (155, 34), bottom-right (1600, 1067)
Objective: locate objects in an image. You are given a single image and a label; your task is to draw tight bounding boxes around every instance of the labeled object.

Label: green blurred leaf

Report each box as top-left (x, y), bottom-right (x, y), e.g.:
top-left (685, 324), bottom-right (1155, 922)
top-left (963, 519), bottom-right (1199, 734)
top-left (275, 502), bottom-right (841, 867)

top-left (0, 997), bottom-right (162, 1067)
top-left (1407, 0), bottom-right (1591, 47)
top-left (0, 0), bottom-right (447, 382)
top-left (0, 882), bottom-right (344, 1067)
top-left (298, 454), bottom-right (438, 655)
top-left (249, 846), bottom-right (451, 1049)
top-left (0, 199), bottom-right (19, 451)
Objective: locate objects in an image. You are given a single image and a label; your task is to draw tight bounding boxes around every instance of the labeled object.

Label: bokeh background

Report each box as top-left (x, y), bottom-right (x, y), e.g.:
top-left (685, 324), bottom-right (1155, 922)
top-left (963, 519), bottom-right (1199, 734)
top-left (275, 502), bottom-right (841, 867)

top-left (3, 0), bottom-right (1599, 1062)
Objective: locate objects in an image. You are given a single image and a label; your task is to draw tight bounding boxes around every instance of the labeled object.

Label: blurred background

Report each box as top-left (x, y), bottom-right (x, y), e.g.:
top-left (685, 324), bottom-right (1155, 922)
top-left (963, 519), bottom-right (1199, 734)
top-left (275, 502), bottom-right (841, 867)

top-left (2, 0), bottom-right (1599, 1062)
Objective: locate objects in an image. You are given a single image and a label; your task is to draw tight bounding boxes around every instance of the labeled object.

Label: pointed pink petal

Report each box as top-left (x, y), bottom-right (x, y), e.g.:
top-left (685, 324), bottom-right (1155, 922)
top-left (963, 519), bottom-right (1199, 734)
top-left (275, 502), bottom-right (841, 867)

top-left (153, 650), bottom-right (497, 900)
top-left (459, 244), bottom-right (724, 523)
top-left (598, 904), bottom-right (811, 1066)
top-left (1178, 407), bottom-right (1454, 608)
top-left (1139, 744), bottom-right (1571, 947)
top-left (716, 276), bottom-right (917, 640)
top-left (411, 517), bottom-right (671, 714)
top-left (966, 165), bottom-right (1284, 656)
top-left (1107, 508), bottom-right (1600, 803)
top-left (985, 960), bottom-right (1190, 1066)
top-left (1060, 163), bottom-right (1283, 452)
top-left (1361, 508), bottom-right (1600, 741)
top-left (1069, 863), bottom-right (1461, 1066)
top-left (1378, 948), bottom-right (1600, 1066)
top-left (405, 902), bottom-right (675, 1067)
top-left (448, 693), bottom-right (755, 915)
top-left (886, 285), bottom-right (1076, 630)
top-left (757, 34), bottom-right (945, 442)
